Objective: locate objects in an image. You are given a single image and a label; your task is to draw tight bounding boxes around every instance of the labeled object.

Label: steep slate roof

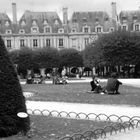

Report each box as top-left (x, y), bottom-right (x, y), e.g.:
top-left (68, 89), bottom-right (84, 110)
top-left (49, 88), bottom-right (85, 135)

top-left (19, 10), bottom-right (63, 33)
top-left (0, 13), bottom-right (13, 34)
top-left (69, 11), bottom-right (117, 32)
top-left (119, 10), bottom-right (140, 30)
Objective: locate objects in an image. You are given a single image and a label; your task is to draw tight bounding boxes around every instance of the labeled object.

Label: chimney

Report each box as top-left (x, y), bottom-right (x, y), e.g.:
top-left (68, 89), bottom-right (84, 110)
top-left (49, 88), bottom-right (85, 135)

top-left (111, 2), bottom-right (117, 21)
top-left (12, 3), bottom-right (17, 24)
top-left (62, 7), bottom-right (68, 25)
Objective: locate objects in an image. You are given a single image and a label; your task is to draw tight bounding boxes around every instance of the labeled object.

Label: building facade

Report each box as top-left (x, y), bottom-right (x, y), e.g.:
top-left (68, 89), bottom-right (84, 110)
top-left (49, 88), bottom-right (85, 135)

top-left (0, 2), bottom-right (140, 51)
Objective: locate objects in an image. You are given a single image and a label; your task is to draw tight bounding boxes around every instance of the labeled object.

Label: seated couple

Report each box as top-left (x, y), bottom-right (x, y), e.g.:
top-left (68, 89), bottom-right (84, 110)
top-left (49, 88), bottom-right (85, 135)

top-left (90, 73), bottom-right (122, 95)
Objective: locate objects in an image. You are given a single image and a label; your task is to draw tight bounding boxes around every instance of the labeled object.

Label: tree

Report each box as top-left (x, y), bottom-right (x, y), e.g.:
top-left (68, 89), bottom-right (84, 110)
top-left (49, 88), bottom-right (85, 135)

top-left (0, 36), bottom-right (30, 137)
top-left (59, 48), bottom-right (83, 68)
top-left (82, 42), bottom-right (103, 68)
top-left (33, 47), bottom-right (60, 69)
top-left (98, 31), bottom-right (140, 66)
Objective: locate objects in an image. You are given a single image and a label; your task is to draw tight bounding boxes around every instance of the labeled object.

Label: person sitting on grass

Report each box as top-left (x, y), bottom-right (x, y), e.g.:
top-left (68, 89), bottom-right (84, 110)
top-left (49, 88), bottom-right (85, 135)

top-left (105, 72), bottom-right (122, 95)
top-left (90, 75), bottom-right (102, 93)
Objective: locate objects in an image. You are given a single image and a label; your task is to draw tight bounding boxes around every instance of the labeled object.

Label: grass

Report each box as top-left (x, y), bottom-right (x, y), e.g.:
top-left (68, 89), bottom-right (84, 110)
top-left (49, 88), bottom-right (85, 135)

top-left (22, 82), bottom-right (140, 106)
top-left (4, 115), bottom-right (113, 140)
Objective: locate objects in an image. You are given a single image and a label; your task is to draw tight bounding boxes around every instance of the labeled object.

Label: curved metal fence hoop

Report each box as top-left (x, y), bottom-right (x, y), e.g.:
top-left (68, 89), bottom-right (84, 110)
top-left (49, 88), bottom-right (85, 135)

top-left (107, 114), bottom-right (120, 122)
top-left (49, 110), bottom-right (60, 117)
top-left (130, 119), bottom-right (140, 128)
top-left (67, 112), bottom-right (78, 118)
top-left (96, 113), bottom-right (109, 121)
top-left (58, 111), bottom-right (70, 118)
top-left (76, 112), bottom-right (89, 119)
top-left (72, 133), bottom-right (86, 139)
top-left (117, 115), bottom-right (131, 123)
top-left (41, 109), bottom-right (50, 116)
top-left (87, 113), bottom-right (99, 120)
top-left (122, 121), bottom-right (134, 130)
top-left (32, 109), bottom-right (42, 115)
top-left (104, 125), bottom-right (117, 135)
top-left (27, 109), bottom-right (33, 114)
top-left (83, 130), bottom-right (96, 139)
top-left (130, 116), bottom-right (140, 121)
top-left (93, 128), bottom-right (106, 139)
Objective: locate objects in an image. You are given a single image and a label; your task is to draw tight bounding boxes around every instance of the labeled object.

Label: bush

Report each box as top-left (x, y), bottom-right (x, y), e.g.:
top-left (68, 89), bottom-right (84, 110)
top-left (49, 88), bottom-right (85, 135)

top-left (0, 36), bottom-right (30, 137)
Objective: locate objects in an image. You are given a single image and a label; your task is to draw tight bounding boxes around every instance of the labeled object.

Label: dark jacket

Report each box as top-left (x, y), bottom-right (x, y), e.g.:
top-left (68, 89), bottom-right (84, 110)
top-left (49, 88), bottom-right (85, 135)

top-left (106, 78), bottom-right (122, 93)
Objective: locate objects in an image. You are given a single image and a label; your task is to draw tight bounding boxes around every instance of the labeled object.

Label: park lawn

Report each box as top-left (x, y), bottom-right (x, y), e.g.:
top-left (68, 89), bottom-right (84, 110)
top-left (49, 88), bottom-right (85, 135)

top-left (22, 82), bottom-right (140, 106)
top-left (4, 115), bottom-right (113, 140)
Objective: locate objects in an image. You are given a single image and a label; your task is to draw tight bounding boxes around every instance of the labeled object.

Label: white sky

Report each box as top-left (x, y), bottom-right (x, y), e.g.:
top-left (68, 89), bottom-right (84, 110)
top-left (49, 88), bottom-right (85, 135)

top-left (1, 0), bottom-right (140, 21)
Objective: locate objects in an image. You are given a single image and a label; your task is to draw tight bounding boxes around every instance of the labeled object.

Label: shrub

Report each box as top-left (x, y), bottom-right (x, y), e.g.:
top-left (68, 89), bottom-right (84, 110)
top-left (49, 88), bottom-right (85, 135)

top-left (0, 36), bottom-right (30, 137)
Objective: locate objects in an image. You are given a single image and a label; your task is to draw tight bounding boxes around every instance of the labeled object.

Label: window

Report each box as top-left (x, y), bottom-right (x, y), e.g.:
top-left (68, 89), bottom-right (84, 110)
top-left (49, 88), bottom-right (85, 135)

top-left (31, 27), bottom-right (39, 33)
top-left (43, 20), bottom-right (48, 25)
top-left (95, 25), bottom-right (103, 33)
top-left (72, 38), bottom-right (76, 48)
top-left (84, 27), bottom-right (89, 33)
top-left (95, 18), bottom-right (99, 22)
top-left (110, 27), bottom-right (114, 32)
top-left (7, 40), bottom-right (11, 48)
top-left (5, 21), bottom-right (10, 26)
top-left (54, 19), bottom-right (59, 25)
top-left (46, 39), bottom-right (51, 47)
top-left (121, 25), bottom-right (128, 31)
top-left (59, 39), bottom-right (63, 47)
top-left (19, 29), bottom-right (25, 34)
top-left (83, 18), bottom-right (87, 22)
top-left (33, 39), bottom-right (38, 47)
top-left (133, 15), bottom-right (137, 21)
top-left (6, 30), bottom-right (12, 34)
top-left (135, 24), bottom-right (139, 31)
top-left (71, 28), bottom-right (76, 33)
top-left (20, 39), bottom-right (25, 47)
top-left (97, 27), bottom-right (101, 33)
top-left (32, 20), bottom-right (37, 26)
top-left (44, 27), bottom-right (51, 33)
top-left (21, 20), bottom-right (26, 26)
top-left (84, 38), bottom-right (89, 46)
top-left (122, 26), bottom-right (126, 30)
top-left (58, 28), bottom-right (64, 33)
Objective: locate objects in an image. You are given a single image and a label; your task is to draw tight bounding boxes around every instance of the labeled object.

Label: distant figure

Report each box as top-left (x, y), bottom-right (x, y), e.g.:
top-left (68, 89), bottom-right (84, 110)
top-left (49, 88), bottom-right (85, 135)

top-left (90, 75), bottom-right (102, 93)
top-left (105, 73), bottom-right (122, 94)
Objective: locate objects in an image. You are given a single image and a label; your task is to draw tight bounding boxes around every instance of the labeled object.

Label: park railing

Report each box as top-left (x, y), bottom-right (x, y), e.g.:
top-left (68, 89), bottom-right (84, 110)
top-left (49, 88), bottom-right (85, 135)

top-left (27, 109), bottom-right (140, 140)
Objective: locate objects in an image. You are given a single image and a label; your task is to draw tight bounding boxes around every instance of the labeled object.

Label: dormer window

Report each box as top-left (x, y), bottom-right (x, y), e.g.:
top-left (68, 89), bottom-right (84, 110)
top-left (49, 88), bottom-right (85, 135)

top-left (44, 26), bottom-right (51, 33)
top-left (43, 20), bottom-right (48, 25)
top-left (121, 24), bottom-right (128, 31)
top-left (133, 15), bottom-right (137, 21)
top-left (134, 23), bottom-right (140, 31)
top-left (19, 29), bottom-right (25, 34)
top-left (54, 19), bottom-right (59, 25)
top-left (122, 16), bottom-right (127, 23)
top-left (83, 18), bottom-right (87, 22)
top-left (5, 21), bottom-right (10, 26)
top-left (58, 28), bottom-right (64, 33)
top-left (95, 25), bottom-right (103, 33)
top-left (71, 28), bottom-right (76, 33)
top-left (83, 26), bottom-right (90, 33)
top-left (104, 17), bottom-right (109, 21)
top-left (6, 29), bottom-right (12, 34)
top-left (32, 20), bottom-right (37, 26)
top-left (31, 27), bottom-right (39, 33)
top-left (21, 20), bottom-right (26, 26)
top-left (110, 27), bottom-right (114, 32)
top-left (73, 18), bottom-right (77, 23)
top-left (95, 18), bottom-right (99, 23)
